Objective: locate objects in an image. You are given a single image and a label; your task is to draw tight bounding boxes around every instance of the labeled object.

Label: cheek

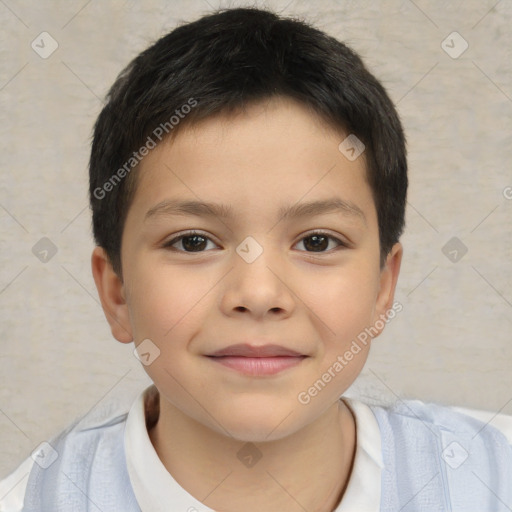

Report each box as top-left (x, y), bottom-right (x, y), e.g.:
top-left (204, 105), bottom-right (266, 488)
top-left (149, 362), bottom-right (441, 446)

top-left (127, 263), bottom-right (215, 342)
top-left (126, 267), bottom-right (207, 391)
top-left (299, 263), bottom-right (379, 342)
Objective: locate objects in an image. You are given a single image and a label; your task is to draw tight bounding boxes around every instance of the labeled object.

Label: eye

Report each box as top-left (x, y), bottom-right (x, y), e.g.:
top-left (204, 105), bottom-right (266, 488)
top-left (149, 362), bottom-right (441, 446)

top-left (162, 230), bottom-right (347, 254)
top-left (162, 231), bottom-right (218, 253)
top-left (294, 231), bottom-right (347, 253)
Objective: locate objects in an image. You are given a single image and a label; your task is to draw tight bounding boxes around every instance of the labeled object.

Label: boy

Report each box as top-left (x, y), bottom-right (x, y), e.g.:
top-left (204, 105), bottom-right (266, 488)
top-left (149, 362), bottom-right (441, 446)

top-left (1, 6), bottom-right (511, 512)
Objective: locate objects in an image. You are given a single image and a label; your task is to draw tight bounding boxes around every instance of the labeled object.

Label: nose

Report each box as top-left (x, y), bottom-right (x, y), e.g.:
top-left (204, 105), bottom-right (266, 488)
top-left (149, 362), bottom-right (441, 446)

top-left (220, 239), bottom-right (296, 320)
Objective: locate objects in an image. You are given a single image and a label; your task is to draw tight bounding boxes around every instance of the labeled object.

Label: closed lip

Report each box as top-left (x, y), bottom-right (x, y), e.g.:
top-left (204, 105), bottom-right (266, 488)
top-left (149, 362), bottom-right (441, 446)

top-left (207, 343), bottom-right (306, 358)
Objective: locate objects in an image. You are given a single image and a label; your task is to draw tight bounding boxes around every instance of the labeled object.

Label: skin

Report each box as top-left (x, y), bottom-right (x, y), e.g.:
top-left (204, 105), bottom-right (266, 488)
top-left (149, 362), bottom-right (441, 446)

top-left (92, 96), bottom-right (402, 512)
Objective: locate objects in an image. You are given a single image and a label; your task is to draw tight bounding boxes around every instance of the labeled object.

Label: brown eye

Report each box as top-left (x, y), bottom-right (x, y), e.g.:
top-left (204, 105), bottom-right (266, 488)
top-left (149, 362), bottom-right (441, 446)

top-left (295, 232), bottom-right (346, 253)
top-left (180, 234), bottom-right (208, 251)
top-left (163, 232), bottom-right (217, 252)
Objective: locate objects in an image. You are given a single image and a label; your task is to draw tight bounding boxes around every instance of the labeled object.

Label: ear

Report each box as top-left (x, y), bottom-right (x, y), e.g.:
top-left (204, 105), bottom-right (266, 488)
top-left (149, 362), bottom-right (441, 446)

top-left (91, 246), bottom-right (133, 343)
top-left (371, 242), bottom-right (403, 338)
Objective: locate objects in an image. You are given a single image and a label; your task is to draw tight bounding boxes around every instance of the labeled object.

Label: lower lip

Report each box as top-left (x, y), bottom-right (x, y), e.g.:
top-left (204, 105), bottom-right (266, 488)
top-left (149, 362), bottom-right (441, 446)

top-left (208, 356), bottom-right (306, 376)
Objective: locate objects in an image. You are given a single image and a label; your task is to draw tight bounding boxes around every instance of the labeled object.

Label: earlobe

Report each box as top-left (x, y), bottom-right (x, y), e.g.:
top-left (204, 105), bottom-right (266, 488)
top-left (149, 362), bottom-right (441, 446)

top-left (91, 246), bottom-right (133, 344)
top-left (372, 242), bottom-right (403, 336)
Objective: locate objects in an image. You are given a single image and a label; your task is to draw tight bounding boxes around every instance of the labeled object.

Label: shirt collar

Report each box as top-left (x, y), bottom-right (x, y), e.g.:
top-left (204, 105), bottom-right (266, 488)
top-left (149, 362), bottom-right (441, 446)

top-left (125, 385), bottom-right (382, 512)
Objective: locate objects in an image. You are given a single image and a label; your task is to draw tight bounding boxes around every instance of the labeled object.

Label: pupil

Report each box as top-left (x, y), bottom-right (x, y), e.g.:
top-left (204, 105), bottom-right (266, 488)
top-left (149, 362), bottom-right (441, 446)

top-left (305, 235), bottom-right (327, 252)
top-left (180, 235), bottom-right (329, 252)
top-left (183, 235), bottom-right (206, 251)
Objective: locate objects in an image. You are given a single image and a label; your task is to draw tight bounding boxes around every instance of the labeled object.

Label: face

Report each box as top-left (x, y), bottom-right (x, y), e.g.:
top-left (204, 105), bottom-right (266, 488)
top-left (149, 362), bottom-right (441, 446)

top-left (93, 96), bottom-right (402, 442)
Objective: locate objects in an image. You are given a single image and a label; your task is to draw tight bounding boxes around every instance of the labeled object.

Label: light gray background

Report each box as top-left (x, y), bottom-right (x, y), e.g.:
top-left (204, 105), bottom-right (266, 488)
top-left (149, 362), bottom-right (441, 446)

top-left (1, 0), bottom-right (511, 478)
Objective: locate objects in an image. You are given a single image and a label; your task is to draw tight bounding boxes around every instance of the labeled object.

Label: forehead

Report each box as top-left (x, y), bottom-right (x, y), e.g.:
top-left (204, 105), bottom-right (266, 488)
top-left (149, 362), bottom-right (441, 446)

top-left (128, 96), bottom-right (377, 228)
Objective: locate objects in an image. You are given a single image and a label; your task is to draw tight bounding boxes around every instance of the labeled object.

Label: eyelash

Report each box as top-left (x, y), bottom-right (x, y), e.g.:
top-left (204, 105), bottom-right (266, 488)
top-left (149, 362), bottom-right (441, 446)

top-left (162, 230), bottom-right (348, 254)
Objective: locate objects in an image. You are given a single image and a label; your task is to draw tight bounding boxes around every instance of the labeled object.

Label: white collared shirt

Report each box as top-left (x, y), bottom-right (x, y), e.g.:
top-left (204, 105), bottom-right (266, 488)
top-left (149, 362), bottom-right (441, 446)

top-left (1, 385), bottom-right (511, 512)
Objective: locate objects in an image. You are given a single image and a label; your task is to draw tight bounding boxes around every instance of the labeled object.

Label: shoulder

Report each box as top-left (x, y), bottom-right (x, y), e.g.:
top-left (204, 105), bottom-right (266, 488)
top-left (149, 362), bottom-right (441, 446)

top-left (451, 404), bottom-right (512, 445)
top-left (0, 396), bottom-right (134, 512)
top-left (369, 398), bottom-right (512, 457)
top-left (370, 400), bottom-right (512, 430)
top-left (0, 457), bottom-right (33, 512)
top-left (368, 398), bottom-right (512, 511)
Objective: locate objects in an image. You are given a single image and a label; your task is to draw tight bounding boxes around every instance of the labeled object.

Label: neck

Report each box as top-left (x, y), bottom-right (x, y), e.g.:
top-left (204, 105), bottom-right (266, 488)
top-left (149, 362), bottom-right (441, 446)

top-left (148, 393), bottom-right (357, 512)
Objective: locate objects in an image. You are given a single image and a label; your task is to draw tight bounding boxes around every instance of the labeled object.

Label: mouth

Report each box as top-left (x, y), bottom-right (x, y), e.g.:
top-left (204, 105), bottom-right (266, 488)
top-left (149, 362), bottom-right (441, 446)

top-left (206, 344), bottom-right (308, 376)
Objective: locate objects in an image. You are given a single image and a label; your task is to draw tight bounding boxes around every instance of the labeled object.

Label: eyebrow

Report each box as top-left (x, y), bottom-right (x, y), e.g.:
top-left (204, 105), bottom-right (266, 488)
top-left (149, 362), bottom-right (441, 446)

top-left (144, 197), bottom-right (366, 224)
